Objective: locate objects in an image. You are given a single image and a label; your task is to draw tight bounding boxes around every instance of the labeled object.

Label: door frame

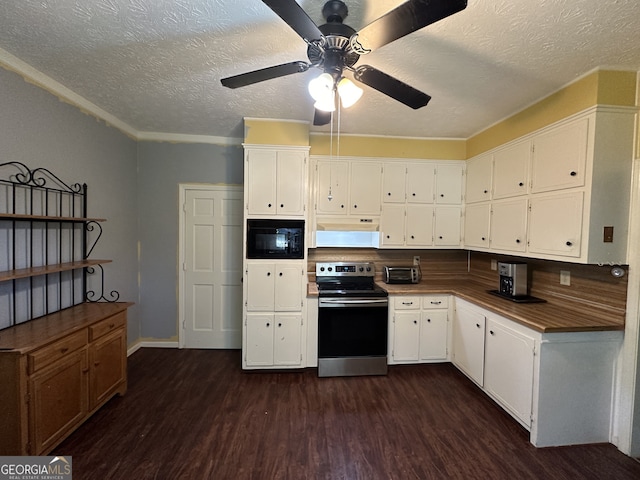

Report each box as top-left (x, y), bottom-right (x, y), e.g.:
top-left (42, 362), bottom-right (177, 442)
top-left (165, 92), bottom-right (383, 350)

top-left (178, 183), bottom-right (244, 349)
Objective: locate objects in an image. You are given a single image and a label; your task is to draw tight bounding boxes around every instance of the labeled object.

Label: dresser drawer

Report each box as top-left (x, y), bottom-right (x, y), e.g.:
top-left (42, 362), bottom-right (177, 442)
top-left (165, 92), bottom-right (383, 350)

top-left (28, 329), bottom-right (88, 374)
top-left (89, 312), bottom-right (126, 341)
top-left (422, 296), bottom-right (449, 309)
top-left (394, 296), bottom-right (421, 310)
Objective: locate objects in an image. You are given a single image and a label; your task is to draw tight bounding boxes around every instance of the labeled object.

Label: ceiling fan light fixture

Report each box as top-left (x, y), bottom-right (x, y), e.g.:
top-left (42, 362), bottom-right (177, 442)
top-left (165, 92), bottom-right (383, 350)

top-left (314, 93), bottom-right (336, 112)
top-left (337, 77), bottom-right (363, 108)
top-left (308, 72), bottom-right (335, 101)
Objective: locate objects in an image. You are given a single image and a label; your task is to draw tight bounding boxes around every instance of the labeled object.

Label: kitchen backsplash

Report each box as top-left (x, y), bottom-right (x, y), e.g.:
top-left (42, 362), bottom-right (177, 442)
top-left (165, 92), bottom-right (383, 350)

top-left (308, 248), bottom-right (629, 318)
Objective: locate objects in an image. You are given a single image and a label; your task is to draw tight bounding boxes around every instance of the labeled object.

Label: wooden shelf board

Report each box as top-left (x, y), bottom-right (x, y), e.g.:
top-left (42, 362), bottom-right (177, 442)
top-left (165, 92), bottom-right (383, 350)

top-left (0, 213), bottom-right (106, 222)
top-left (0, 259), bottom-right (112, 282)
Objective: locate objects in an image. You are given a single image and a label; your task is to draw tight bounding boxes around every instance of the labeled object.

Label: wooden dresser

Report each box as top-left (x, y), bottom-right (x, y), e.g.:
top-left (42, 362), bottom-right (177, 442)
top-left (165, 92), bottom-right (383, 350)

top-left (0, 302), bottom-right (132, 455)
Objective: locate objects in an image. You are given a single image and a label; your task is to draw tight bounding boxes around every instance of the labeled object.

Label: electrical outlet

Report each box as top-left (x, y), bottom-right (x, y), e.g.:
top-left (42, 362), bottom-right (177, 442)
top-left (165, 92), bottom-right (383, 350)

top-left (413, 256), bottom-right (420, 266)
top-left (491, 259), bottom-right (497, 271)
top-left (560, 270), bottom-right (571, 286)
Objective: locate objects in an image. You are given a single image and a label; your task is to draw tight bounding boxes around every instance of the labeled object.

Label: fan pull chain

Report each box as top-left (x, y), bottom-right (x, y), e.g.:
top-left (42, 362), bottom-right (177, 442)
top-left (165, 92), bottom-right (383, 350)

top-left (328, 100), bottom-right (334, 201)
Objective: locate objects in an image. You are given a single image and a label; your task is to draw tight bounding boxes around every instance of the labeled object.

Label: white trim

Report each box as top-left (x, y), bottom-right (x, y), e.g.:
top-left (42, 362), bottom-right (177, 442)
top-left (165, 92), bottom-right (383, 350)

top-left (309, 131), bottom-right (467, 142)
top-left (127, 341), bottom-right (180, 356)
top-left (127, 342), bottom-right (143, 356)
top-left (0, 47), bottom-right (139, 139)
top-left (137, 131), bottom-right (243, 146)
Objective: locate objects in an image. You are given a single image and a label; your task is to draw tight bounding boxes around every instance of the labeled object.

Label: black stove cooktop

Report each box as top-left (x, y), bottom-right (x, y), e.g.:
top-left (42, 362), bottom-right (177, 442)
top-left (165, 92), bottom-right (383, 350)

top-left (316, 262), bottom-right (388, 298)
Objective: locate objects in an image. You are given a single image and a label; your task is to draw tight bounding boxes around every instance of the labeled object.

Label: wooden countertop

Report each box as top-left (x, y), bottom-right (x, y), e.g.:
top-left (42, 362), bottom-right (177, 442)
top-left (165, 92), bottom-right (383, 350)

top-left (0, 302), bottom-right (134, 353)
top-left (308, 279), bottom-right (624, 334)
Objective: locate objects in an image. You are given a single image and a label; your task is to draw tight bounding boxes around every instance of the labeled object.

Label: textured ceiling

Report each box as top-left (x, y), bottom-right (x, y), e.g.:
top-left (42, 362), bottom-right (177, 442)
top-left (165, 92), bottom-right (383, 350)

top-left (0, 0), bottom-right (639, 140)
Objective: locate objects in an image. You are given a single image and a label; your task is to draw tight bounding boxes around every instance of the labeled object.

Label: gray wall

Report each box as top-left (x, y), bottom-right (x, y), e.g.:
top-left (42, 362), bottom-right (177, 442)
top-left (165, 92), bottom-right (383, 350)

top-left (136, 142), bottom-right (243, 340)
top-left (0, 67), bottom-right (139, 341)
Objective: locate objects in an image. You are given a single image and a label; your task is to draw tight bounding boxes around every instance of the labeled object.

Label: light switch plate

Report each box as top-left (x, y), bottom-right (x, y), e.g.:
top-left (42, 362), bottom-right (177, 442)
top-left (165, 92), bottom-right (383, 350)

top-left (560, 270), bottom-right (571, 286)
top-left (491, 259), bottom-right (497, 270)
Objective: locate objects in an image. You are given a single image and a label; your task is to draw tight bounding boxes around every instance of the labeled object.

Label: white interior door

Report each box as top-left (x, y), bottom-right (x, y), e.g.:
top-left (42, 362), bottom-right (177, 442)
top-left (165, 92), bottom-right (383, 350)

top-left (180, 185), bottom-right (243, 349)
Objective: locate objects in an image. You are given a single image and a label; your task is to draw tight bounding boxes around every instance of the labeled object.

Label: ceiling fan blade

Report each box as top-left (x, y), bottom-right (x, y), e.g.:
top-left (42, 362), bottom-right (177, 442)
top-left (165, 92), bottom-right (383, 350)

top-left (350, 0), bottom-right (467, 54)
top-left (354, 65), bottom-right (431, 109)
top-left (221, 61), bottom-right (310, 89)
top-left (313, 109), bottom-right (332, 126)
top-left (262, 0), bottom-right (324, 44)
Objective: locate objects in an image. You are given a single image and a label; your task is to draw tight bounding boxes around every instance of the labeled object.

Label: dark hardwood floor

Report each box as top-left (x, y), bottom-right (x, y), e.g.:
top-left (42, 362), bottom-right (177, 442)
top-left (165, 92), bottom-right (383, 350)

top-left (58, 348), bottom-right (640, 479)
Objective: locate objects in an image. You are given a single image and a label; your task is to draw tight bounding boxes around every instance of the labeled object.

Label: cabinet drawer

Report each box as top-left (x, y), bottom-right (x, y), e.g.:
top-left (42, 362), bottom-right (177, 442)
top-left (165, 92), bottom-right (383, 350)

top-left (394, 297), bottom-right (421, 309)
top-left (28, 329), bottom-right (88, 374)
top-left (422, 296), bottom-right (449, 309)
top-left (90, 312), bottom-right (126, 341)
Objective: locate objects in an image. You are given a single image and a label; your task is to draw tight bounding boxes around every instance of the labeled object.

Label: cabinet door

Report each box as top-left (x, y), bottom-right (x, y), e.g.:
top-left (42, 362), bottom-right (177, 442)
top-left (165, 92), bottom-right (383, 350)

top-left (246, 150), bottom-right (277, 215)
top-left (531, 117), bottom-right (588, 193)
top-left (392, 311), bottom-right (421, 362)
top-left (273, 314), bottom-right (303, 366)
top-left (382, 163), bottom-right (406, 203)
top-left (464, 203), bottom-right (491, 249)
top-left (381, 204), bottom-right (405, 247)
top-left (528, 191), bottom-right (583, 258)
top-left (434, 206), bottom-right (461, 246)
top-left (493, 140), bottom-right (530, 199)
top-left (435, 164), bottom-right (464, 204)
top-left (349, 162), bottom-right (382, 215)
top-left (29, 349), bottom-right (88, 455)
top-left (274, 263), bottom-right (303, 311)
top-left (245, 263), bottom-right (275, 311)
top-left (276, 150), bottom-right (306, 215)
top-left (406, 205), bottom-right (434, 246)
top-left (420, 310), bottom-right (448, 361)
top-left (89, 328), bottom-right (126, 410)
top-left (465, 153), bottom-right (493, 203)
top-left (490, 199), bottom-right (528, 253)
top-left (484, 317), bottom-right (535, 427)
top-left (407, 163), bottom-right (436, 203)
top-left (452, 303), bottom-right (485, 386)
top-left (245, 314), bottom-right (274, 366)
top-left (316, 161), bottom-right (348, 214)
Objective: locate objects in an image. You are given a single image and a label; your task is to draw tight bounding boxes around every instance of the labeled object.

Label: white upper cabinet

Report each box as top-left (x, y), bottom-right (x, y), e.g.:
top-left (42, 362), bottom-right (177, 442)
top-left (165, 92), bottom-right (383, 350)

top-left (406, 205), bottom-right (434, 246)
top-left (383, 162), bottom-right (436, 204)
top-left (245, 147), bottom-right (308, 217)
top-left (465, 153), bottom-right (493, 203)
top-left (528, 191), bottom-right (584, 258)
top-left (407, 163), bottom-right (436, 203)
top-left (382, 163), bottom-right (407, 203)
top-left (464, 203), bottom-right (491, 249)
top-left (348, 161), bottom-right (383, 216)
top-left (490, 199), bottom-right (528, 253)
top-left (463, 108), bottom-right (635, 264)
top-left (316, 160), bottom-right (349, 215)
top-left (493, 140), bottom-right (531, 199)
top-left (435, 164), bottom-right (464, 204)
top-left (434, 206), bottom-right (462, 247)
top-left (530, 117), bottom-right (588, 194)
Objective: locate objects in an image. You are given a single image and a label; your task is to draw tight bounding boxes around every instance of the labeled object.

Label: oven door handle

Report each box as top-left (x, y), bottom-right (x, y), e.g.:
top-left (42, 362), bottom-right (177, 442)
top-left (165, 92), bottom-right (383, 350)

top-left (319, 298), bottom-right (389, 306)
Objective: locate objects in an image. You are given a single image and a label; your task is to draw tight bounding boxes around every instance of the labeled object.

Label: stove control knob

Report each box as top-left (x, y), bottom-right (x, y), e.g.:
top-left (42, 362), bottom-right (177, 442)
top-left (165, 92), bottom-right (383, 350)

top-left (366, 266), bottom-right (372, 272)
top-left (320, 267), bottom-right (325, 272)
top-left (359, 267), bottom-right (364, 272)
top-left (328, 267), bottom-right (333, 272)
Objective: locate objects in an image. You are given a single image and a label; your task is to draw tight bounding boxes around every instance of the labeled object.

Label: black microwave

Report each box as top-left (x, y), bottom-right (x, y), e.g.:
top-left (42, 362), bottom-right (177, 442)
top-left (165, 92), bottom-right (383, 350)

top-left (246, 219), bottom-right (305, 259)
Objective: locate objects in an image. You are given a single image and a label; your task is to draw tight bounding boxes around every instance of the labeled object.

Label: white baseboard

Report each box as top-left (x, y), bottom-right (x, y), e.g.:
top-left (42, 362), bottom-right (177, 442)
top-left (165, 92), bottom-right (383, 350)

top-left (127, 341), bottom-right (179, 356)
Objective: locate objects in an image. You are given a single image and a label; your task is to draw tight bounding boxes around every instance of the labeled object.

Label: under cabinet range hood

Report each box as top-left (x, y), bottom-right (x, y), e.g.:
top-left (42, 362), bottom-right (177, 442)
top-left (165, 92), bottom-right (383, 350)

top-left (315, 217), bottom-right (380, 248)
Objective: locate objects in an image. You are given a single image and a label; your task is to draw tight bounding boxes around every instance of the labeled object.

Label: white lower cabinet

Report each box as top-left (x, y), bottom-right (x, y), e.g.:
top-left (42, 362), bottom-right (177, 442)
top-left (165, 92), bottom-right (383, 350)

top-left (451, 300), bottom-right (486, 386)
top-left (245, 314), bottom-right (303, 367)
top-left (452, 297), bottom-right (622, 446)
top-left (243, 260), bottom-right (305, 369)
top-left (484, 317), bottom-right (535, 428)
top-left (389, 295), bottom-right (449, 364)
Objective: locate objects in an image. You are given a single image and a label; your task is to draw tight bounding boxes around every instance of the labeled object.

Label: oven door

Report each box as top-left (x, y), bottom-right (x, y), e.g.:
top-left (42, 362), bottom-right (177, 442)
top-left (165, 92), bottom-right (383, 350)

top-left (317, 297), bottom-right (388, 377)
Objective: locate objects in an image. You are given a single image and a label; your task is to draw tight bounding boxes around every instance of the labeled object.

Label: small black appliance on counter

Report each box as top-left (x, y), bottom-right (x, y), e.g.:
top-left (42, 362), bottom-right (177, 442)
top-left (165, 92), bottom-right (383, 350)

top-left (489, 261), bottom-right (546, 303)
top-left (383, 266), bottom-right (421, 284)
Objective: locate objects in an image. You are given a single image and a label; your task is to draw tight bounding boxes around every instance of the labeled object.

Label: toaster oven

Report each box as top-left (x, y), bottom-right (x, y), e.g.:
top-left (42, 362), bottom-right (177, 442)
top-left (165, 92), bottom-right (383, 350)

top-left (382, 266), bottom-right (421, 284)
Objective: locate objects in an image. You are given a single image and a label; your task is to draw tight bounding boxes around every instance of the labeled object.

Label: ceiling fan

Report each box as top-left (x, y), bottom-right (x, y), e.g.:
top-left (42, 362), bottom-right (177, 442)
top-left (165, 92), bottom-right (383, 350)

top-left (220, 0), bottom-right (467, 125)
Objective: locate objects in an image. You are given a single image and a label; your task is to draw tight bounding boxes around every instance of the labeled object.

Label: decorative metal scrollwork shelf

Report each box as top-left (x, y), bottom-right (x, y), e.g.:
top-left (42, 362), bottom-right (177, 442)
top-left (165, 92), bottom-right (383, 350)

top-left (0, 161), bottom-right (119, 329)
